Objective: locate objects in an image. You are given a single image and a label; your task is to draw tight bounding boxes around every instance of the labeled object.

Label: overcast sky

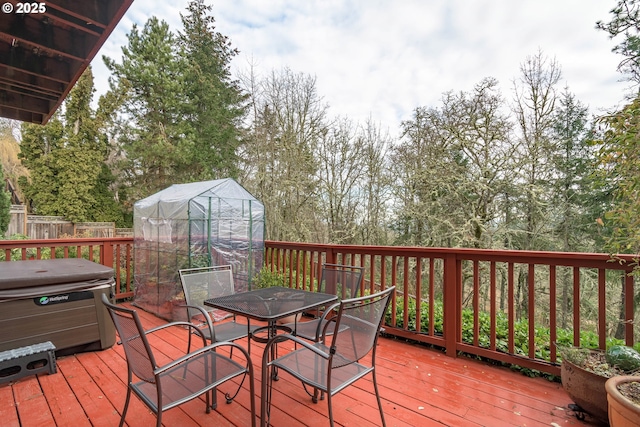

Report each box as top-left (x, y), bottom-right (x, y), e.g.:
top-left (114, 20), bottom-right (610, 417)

top-left (93, 0), bottom-right (631, 136)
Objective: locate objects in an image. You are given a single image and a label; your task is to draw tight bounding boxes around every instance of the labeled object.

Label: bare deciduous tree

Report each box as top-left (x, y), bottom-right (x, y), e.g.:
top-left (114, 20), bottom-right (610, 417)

top-left (240, 67), bottom-right (327, 242)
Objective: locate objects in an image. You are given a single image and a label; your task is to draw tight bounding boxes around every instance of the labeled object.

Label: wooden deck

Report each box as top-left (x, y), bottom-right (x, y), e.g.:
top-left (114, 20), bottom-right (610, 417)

top-left (1, 303), bottom-right (605, 427)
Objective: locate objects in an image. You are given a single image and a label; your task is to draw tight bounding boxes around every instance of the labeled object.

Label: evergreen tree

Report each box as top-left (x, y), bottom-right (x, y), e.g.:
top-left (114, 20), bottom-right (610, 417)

top-left (19, 68), bottom-right (124, 224)
top-left (178, 0), bottom-right (247, 180)
top-left (57, 67), bottom-right (104, 222)
top-left (103, 17), bottom-right (187, 203)
top-left (550, 89), bottom-right (597, 252)
top-left (19, 113), bottom-right (64, 216)
top-left (597, 0), bottom-right (640, 85)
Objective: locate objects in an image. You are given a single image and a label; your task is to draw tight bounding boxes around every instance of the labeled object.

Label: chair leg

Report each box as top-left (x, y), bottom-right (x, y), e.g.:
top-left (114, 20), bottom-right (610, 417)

top-left (327, 392), bottom-right (335, 427)
top-left (247, 323), bottom-right (252, 355)
top-left (224, 370), bottom-right (249, 403)
top-left (210, 384), bottom-right (218, 411)
top-left (119, 387), bottom-right (132, 427)
top-left (371, 369), bottom-right (387, 427)
top-left (260, 363), bottom-right (274, 427)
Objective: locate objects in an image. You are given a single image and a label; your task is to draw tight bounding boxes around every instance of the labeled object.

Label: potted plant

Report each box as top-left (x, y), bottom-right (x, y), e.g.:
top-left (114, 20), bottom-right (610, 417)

top-left (559, 345), bottom-right (640, 425)
top-left (606, 375), bottom-right (640, 426)
top-left (603, 345), bottom-right (640, 426)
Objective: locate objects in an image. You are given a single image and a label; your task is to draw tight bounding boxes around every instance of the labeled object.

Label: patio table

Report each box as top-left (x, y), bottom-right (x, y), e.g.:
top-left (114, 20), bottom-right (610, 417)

top-left (204, 286), bottom-right (338, 378)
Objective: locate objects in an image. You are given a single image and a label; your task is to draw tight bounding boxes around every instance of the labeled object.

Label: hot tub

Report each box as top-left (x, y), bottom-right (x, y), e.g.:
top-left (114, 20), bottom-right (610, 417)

top-left (0, 259), bottom-right (116, 354)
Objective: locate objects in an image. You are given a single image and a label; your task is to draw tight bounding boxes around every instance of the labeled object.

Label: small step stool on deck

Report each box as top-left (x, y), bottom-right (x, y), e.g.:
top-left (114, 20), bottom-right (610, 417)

top-left (0, 341), bottom-right (57, 384)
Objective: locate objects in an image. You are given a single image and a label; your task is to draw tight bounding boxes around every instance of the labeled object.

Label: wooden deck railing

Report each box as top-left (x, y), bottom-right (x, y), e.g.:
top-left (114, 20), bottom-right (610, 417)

top-left (263, 241), bottom-right (639, 376)
top-left (0, 237), bottom-right (135, 299)
top-left (1, 237), bottom-right (637, 376)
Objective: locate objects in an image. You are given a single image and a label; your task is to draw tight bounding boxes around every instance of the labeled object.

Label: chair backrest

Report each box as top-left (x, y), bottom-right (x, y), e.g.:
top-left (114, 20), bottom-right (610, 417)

top-left (179, 265), bottom-right (234, 320)
top-left (319, 264), bottom-right (364, 299)
top-left (101, 294), bottom-right (157, 383)
top-left (329, 286), bottom-right (395, 367)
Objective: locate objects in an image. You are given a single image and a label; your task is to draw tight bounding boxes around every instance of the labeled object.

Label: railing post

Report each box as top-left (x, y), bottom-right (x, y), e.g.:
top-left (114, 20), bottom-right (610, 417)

top-left (625, 272), bottom-right (635, 346)
top-left (102, 240), bottom-right (114, 270)
top-left (443, 253), bottom-right (459, 357)
top-left (325, 247), bottom-right (336, 265)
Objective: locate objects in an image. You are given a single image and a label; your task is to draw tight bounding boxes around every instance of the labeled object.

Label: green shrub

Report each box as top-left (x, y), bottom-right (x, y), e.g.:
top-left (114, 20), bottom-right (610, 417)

top-left (252, 268), bottom-right (287, 289)
top-left (384, 294), bottom-right (639, 373)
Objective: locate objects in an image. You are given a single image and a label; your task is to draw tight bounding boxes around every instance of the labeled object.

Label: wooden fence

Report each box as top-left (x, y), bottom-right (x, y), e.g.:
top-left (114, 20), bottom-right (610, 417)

top-left (6, 205), bottom-right (118, 239)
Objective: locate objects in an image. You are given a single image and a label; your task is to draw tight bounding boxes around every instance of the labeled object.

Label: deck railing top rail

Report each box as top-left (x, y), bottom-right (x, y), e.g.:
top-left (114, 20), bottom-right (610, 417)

top-left (0, 237), bottom-right (637, 376)
top-left (263, 240), bottom-right (639, 376)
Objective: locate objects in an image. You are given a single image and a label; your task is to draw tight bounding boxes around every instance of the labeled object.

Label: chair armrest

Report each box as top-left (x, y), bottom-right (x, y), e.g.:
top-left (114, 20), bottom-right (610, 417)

top-left (182, 303), bottom-right (217, 339)
top-left (315, 301), bottom-right (341, 340)
top-left (262, 333), bottom-right (331, 364)
top-left (154, 340), bottom-right (251, 375)
top-left (144, 321), bottom-right (208, 346)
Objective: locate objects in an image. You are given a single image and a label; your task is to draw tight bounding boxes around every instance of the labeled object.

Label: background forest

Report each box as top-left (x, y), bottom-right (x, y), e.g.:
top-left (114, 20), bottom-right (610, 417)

top-left (1, 0), bottom-right (640, 261)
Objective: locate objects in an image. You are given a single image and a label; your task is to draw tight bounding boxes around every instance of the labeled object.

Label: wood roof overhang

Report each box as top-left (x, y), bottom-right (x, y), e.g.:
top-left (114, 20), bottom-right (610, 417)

top-left (0, 0), bottom-right (134, 124)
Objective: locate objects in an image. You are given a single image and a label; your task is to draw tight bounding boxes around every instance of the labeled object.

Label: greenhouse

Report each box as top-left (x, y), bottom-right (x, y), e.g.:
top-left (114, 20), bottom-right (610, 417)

top-left (132, 178), bottom-right (265, 320)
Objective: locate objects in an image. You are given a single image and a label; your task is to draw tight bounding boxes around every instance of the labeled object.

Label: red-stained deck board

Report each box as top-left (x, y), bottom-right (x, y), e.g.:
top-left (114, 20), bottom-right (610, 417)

top-left (0, 302), bottom-right (598, 427)
top-left (37, 365), bottom-right (92, 427)
top-left (12, 376), bottom-right (56, 426)
top-left (56, 356), bottom-right (122, 427)
top-left (76, 349), bottom-right (161, 427)
top-left (0, 383), bottom-right (20, 427)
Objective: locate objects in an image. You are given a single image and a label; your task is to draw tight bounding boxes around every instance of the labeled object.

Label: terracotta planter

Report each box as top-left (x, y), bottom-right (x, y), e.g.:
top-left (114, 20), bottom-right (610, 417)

top-left (561, 356), bottom-right (609, 424)
top-left (605, 376), bottom-right (640, 427)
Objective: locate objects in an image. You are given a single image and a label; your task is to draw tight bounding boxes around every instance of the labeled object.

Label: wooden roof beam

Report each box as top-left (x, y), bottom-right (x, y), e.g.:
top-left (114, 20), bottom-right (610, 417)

top-left (0, 64), bottom-right (66, 98)
top-left (0, 82), bottom-right (59, 105)
top-left (0, 104), bottom-right (44, 124)
top-left (45, 0), bottom-right (121, 28)
top-left (0, 41), bottom-right (75, 85)
top-left (0, 89), bottom-right (54, 115)
top-left (0, 14), bottom-right (98, 62)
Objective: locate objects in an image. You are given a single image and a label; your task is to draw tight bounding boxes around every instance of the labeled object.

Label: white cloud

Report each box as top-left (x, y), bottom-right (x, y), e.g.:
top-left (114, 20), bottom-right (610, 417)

top-left (93, 0), bottom-right (630, 136)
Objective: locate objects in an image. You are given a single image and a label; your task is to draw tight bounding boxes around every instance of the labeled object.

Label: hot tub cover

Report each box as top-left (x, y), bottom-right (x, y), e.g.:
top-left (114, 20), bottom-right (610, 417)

top-left (0, 259), bottom-right (115, 301)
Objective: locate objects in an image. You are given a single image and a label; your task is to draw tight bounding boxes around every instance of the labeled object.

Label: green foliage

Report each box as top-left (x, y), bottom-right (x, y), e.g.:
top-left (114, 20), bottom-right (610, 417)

top-left (595, 97), bottom-right (640, 260)
top-left (0, 235), bottom-right (105, 262)
top-left (606, 345), bottom-right (640, 372)
top-left (252, 268), bottom-right (287, 289)
top-left (177, 0), bottom-right (246, 181)
top-left (597, 0), bottom-right (640, 84)
top-left (385, 295), bottom-right (632, 371)
top-left (103, 17), bottom-right (188, 203)
top-left (0, 234), bottom-right (35, 260)
top-left (18, 68), bottom-right (121, 224)
top-left (251, 267), bottom-right (321, 291)
top-left (0, 163), bottom-right (11, 234)
top-left (101, 1), bottom-right (246, 209)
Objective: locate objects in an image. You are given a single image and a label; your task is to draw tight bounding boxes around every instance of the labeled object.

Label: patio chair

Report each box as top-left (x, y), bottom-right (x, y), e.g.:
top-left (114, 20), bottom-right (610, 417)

top-left (179, 265), bottom-right (257, 351)
top-left (101, 294), bottom-right (256, 427)
top-left (282, 263), bottom-right (364, 341)
top-left (179, 265), bottom-right (257, 402)
top-left (261, 286), bottom-right (395, 427)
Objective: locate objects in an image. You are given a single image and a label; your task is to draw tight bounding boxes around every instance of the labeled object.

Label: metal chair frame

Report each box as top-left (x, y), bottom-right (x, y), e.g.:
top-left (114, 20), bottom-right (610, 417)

top-left (285, 263), bottom-right (364, 341)
top-left (261, 287), bottom-right (395, 427)
top-left (179, 265), bottom-right (258, 402)
top-left (101, 294), bottom-right (256, 427)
